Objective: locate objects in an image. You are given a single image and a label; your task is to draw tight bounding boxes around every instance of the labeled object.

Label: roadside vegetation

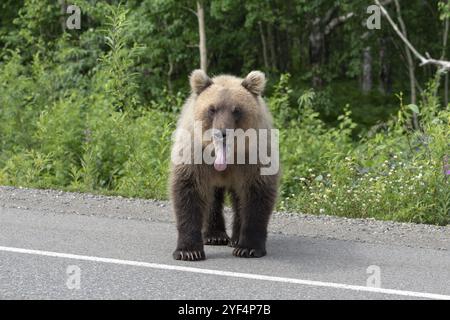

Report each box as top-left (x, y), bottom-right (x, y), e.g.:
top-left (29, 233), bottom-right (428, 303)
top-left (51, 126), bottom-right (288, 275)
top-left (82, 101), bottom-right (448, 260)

top-left (0, 1), bottom-right (449, 224)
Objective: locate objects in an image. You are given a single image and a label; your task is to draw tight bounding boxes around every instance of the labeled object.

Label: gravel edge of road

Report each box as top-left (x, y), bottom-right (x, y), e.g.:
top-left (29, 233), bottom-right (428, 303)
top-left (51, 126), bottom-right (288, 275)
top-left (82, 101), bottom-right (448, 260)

top-left (0, 186), bottom-right (448, 251)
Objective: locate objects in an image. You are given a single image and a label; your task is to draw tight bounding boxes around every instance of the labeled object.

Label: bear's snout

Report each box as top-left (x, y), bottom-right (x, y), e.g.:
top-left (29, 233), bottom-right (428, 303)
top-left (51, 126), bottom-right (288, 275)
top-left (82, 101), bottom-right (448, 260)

top-left (212, 129), bottom-right (227, 141)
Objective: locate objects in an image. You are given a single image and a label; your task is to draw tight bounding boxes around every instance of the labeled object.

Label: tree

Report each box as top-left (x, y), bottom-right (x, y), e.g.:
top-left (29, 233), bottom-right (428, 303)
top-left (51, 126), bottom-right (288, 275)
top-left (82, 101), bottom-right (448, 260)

top-left (197, 1), bottom-right (208, 72)
top-left (376, 0), bottom-right (450, 71)
top-left (361, 46), bottom-right (373, 93)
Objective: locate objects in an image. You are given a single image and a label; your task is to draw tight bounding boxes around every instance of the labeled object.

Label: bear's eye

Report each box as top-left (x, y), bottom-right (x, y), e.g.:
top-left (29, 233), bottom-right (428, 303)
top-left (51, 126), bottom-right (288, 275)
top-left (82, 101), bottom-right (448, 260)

top-left (208, 106), bottom-right (216, 117)
top-left (232, 107), bottom-right (242, 119)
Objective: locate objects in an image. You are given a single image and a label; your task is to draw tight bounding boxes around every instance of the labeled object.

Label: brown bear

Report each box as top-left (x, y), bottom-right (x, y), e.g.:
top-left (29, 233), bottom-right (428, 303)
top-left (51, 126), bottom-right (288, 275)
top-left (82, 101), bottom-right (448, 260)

top-left (170, 69), bottom-right (279, 261)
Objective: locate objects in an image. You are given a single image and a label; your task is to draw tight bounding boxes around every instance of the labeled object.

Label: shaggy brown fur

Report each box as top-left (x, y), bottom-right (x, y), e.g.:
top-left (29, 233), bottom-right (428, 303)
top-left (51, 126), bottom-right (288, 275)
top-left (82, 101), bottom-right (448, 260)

top-left (170, 70), bottom-right (279, 261)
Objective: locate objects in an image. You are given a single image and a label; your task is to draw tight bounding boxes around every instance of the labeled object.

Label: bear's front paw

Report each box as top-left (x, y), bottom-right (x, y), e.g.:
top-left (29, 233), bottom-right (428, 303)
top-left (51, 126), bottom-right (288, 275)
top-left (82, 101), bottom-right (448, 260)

top-left (232, 247), bottom-right (266, 258)
top-left (173, 249), bottom-right (205, 261)
top-left (203, 231), bottom-right (230, 246)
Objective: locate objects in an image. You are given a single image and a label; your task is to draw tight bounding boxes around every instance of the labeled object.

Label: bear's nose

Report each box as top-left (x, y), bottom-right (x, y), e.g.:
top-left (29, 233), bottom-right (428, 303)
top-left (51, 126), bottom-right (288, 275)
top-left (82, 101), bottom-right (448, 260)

top-left (213, 129), bottom-right (227, 141)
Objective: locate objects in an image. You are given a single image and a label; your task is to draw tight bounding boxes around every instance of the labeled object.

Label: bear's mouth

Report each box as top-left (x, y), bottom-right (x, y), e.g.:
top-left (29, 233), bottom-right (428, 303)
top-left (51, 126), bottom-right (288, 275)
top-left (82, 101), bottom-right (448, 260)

top-left (213, 138), bottom-right (227, 172)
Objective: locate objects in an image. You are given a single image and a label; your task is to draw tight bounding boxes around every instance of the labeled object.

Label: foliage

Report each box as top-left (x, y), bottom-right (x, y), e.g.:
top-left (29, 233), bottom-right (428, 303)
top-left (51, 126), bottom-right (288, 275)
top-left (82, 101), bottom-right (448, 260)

top-left (0, 2), bottom-right (449, 225)
top-left (0, 4), bottom-right (176, 199)
top-left (274, 76), bottom-right (450, 225)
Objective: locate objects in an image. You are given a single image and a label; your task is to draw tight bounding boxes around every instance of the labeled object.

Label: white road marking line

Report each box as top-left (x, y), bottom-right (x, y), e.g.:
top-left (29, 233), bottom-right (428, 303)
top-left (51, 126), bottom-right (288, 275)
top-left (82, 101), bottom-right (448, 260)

top-left (0, 245), bottom-right (449, 300)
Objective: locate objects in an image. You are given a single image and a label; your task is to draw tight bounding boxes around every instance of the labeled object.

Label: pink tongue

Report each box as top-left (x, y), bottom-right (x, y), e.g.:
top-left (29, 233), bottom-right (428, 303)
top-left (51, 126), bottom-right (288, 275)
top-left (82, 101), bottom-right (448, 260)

top-left (214, 143), bottom-right (227, 172)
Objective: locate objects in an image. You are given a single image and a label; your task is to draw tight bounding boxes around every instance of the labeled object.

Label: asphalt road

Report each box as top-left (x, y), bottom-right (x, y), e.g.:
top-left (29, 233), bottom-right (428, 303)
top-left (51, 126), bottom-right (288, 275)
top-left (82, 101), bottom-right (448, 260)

top-left (0, 187), bottom-right (449, 300)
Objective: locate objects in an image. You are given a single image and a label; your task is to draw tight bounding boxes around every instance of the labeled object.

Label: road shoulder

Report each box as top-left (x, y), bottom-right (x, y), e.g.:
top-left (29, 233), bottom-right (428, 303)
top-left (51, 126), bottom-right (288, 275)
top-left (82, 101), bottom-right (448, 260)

top-left (0, 186), bottom-right (448, 250)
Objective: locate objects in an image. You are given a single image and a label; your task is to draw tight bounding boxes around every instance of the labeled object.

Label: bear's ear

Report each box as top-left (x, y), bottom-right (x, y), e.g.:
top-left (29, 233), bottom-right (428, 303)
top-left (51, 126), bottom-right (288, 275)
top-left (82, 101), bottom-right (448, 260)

top-left (242, 71), bottom-right (266, 96)
top-left (190, 69), bottom-right (212, 95)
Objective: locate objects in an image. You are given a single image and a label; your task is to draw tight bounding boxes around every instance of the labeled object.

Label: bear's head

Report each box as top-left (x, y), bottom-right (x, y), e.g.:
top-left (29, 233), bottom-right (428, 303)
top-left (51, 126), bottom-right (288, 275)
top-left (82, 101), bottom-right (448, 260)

top-left (188, 70), bottom-right (270, 171)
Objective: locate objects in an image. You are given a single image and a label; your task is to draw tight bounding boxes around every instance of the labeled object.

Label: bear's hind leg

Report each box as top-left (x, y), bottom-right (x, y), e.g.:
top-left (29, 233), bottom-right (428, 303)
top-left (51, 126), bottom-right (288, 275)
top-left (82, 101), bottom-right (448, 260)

top-left (232, 180), bottom-right (277, 258)
top-left (172, 170), bottom-right (206, 261)
top-left (229, 190), bottom-right (241, 247)
top-left (203, 187), bottom-right (230, 246)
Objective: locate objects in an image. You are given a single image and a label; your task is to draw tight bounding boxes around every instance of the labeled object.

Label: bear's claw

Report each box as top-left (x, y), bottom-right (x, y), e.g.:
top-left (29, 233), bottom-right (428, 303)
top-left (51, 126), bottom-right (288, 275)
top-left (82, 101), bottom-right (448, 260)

top-left (232, 247), bottom-right (266, 258)
top-left (173, 249), bottom-right (205, 261)
top-left (203, 232), bottom-right (230, 246)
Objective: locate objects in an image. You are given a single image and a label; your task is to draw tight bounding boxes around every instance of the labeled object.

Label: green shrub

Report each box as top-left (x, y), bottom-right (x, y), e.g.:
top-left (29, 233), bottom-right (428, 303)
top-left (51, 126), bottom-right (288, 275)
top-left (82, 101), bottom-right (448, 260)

top-left (273, 75), bottom-right (449, 225)
top-left (0, 4), bottom-right (448, 225)
top-left (0, 4), bottom-right (176, 199)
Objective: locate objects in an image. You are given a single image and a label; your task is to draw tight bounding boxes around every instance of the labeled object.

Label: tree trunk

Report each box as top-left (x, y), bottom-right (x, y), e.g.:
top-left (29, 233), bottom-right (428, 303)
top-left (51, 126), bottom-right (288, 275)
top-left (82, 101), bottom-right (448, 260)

top-left (167, 57), bottom-right (174, 93)
top-left (361, 46), bottom-right (372, 94)
top-left (445, 74), bottom-right (449, 107)
top-left (282, 29), bottom-right (291, 71)
top-left (258, 22), bottom-right (269, 70)
top-left (278, 29), bottom-right (290, 72)
top-left (197, 1), bottom-right (207, 72)
top-left (400, 33), bottom-right (416, 104)
top-left (60, 0), bottom-right (67, 32)
top-left (442, 0), bottom-right (449, 107)
top-left (394, 0), bottom-right (418, 129)
top-left (309, 20), bottom-right (325, 88)
top-left (277, 28), bottom-right (286, 71)
top-left (379, 37), bottom-right (392, 94)
top-left (267, 24), bottom-right (277, 71)
top-left (308, 9), bottom-right (354, 88)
